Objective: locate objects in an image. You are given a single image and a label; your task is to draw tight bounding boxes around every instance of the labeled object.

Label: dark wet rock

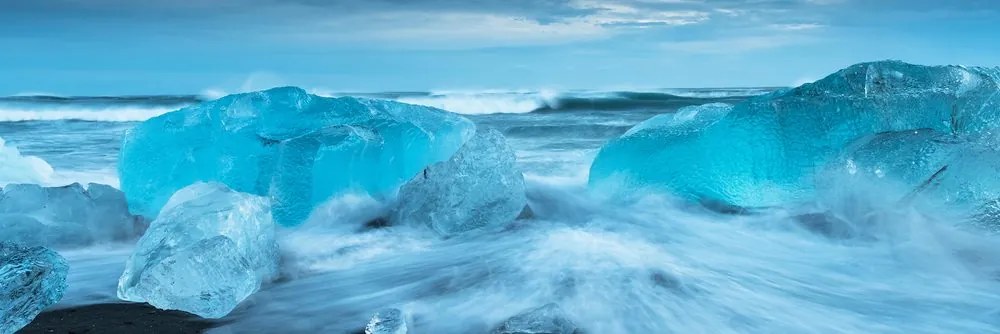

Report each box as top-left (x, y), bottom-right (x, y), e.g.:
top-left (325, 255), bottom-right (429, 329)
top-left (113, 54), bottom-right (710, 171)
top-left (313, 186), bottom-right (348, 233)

top-left (650, 270), bottom-right (683, 292)
top-left (362, 216), bottom-right (392, 231)
top-left (17, 303), bottom-right (218, 334)
top-left (516, 205), bottom-right (536, 220)
top-left (792, 212), bottom-right (857, 239)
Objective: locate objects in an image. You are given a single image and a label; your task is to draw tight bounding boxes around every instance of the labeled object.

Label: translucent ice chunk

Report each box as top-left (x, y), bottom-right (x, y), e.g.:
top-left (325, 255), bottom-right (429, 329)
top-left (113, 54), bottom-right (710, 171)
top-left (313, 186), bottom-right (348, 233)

top-left (365, 308), bottom-right (407, 334)
top-left (393, 128), bottom-right (526, 236)
top-left (0, 242), bottom-right (68, 334)
top-left (822, 129), bottom-right (1000, 228)
top-left (494, 303), bottom-right (577, 334)
top-left (590, 61), bottom-right (1000, 207)
top-left (0, 183), bottom-right (144, 248)
top-left (119, 87), bottom-right (475, 225)
top-left (117, 183), bottom-right (279, 318)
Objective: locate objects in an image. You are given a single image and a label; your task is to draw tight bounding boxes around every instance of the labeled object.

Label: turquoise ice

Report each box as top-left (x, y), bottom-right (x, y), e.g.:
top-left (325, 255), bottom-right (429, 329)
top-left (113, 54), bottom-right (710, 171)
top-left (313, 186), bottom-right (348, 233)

top-left (117, 183), bottom-right (279, 318)
top-left (822, 129), bottom-right (1000, 227)
top-left (393, 128), bottom-right (526, 236)
top-left (0, 183), bottom-right (143, 248)
top-left (590, 61), bottom-right (1000, 207)
top-left (0, 242), bottom-right (68, 334)
top-left (119, 87), bottom-right (475, 225)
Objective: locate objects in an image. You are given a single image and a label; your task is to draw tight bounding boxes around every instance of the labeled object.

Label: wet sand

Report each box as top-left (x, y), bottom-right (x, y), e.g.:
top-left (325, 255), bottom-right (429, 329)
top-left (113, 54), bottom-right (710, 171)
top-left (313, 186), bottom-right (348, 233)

top-left (18, 303), bottom-right (219, 334)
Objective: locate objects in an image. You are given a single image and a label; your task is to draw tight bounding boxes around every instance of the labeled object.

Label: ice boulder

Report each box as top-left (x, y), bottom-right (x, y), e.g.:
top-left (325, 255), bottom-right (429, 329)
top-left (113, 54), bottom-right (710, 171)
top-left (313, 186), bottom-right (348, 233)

top-left (494, 303), bottom-right (577, 334)
top-left (392, 128), bottom-right (526, 236)
top-left (119, 87), bottom-right (475, 225)
top-left (0, 137), bottom-right (54, 186)
top-left (821, 129), bottom-right (1000, 227)
top-left (0, 183), bottom-right (144, 248)
top-left (1, 242), bottom-right (68, 334)
top-left (118, 183), bottom-right (279, 318)
top-left (365, 308), bottom-right (407, 334)
top-left (590, 61), bottom-right (1000, 207)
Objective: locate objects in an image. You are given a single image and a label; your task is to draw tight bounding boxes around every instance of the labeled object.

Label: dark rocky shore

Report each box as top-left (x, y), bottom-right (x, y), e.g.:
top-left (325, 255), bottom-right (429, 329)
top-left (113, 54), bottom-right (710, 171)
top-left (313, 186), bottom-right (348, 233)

top-left (18, 303), bottom-right (218, 334)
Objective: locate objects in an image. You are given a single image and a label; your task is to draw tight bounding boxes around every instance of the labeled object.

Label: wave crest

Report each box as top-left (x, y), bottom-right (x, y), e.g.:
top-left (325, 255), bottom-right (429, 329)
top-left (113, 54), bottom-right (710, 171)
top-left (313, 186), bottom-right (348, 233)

top-left (0, 106), bottom-right (174, 122)
top-left (0, 137), bottom-right (54, 185)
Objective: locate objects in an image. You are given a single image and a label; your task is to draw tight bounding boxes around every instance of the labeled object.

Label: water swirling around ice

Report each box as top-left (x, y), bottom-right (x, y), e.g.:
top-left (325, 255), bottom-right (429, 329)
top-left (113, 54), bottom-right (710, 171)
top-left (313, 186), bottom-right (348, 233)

top-left (3, 77), bottom-right (1000, 333)
top-left (209, 175), bottom-right (1000, 333)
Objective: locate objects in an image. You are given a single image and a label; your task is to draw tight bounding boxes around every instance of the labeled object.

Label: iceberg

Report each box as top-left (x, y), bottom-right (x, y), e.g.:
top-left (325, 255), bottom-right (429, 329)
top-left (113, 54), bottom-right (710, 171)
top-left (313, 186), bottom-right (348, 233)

top-left (822, 129), bottom-right (1000, 227)
top-left (590, 61), bottom-right (1000, 207)
top-left (0, 183), bottom-right (144, 248)
top-left (493, 303), bottom-right (577, 334)
top-left (119, 87), bottom-right (475, 225)
top-left (0, 137), bottom-right (54, 186)
top-left (117, 183), bottom-right (279, 318)
top-left (0, 242), bottom-right (68, 334)
top-left (392, 128), bottom-right (526, 236)
top-left (365, 308), bottom-right (407, 334)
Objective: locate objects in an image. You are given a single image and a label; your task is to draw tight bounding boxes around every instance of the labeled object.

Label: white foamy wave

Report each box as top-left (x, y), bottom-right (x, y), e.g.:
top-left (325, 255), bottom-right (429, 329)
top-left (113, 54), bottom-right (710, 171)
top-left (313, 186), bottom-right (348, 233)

top-left (199, 88), bottom-right (229, 100)
top-left (0, 137), bottom-right (55, 186)
top-left (0, 106), bottom-right (175, 122)
top-left (661, 88), bottom-right (775, 98)
top-left (397, 92), bottom-right (559, 115)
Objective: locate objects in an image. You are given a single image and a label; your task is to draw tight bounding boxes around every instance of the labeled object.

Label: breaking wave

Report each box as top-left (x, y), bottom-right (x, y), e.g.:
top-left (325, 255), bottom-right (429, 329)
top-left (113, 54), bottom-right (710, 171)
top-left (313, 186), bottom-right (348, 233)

top-left (0, 88), bottom-right (775, 122)
top-left (0, 95), bottom-right (197, 122)
top-left (0, 106), bottom-right (176, 122)
top-left (394, 89), bottom-right (773, 114)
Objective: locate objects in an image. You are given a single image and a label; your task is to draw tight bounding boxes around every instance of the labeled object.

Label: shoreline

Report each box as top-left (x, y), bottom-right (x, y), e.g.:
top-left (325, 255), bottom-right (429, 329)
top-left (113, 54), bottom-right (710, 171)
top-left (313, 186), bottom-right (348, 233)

top-left (18, 302), bottom-right (219, 334)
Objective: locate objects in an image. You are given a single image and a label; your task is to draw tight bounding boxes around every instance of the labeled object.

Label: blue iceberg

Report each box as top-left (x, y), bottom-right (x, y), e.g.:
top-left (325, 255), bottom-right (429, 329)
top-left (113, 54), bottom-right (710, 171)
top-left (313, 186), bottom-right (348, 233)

top-left (117, 183), bottom-right (279, 318)
top-left (1, 242), bottom-right (68, 334)
top-left (0, 183), bottom-right (144, 248)
top-left (119, 87), bottom-right (475, 225)
top-left (822, 129), bottom-right (1000, 227)
top-left (392, 128), bottom-right (526, 236)
top-left (590, 61), bottom-right (1000, 207)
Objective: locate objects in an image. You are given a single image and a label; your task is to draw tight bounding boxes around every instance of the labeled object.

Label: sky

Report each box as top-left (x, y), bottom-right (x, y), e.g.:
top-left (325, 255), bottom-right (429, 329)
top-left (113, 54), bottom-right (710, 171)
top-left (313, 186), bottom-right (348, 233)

top-left (1, 0), bottom-right (999, 95)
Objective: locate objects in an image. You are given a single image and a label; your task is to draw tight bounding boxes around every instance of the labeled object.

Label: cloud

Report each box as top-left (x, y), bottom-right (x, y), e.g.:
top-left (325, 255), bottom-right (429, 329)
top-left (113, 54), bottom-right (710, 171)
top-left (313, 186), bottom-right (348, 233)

top-left (293, 12), bottom-right (610, 48)
top-left (661, 35), bottom-right (812, 54)
top-left (769, 23), bottom-right (825, 31)
top-left (570, 0), bottom-right (711, 26)
top-left (9, 0), bottom-right (989, 51)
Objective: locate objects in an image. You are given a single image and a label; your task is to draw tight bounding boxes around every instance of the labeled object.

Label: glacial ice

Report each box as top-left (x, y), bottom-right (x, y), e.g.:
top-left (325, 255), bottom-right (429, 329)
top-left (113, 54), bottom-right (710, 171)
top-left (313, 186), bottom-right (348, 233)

top-left (0, 183), bottom-right (144, 248)
top-left (365, 308), bottom-right (407, 334)
top-left (119, 87), bottom-right (475, 225)
top-left (0, 242), bottom-right (68, 334)
top-left (117, 183), bottom-right (279, 318)
top-left (822, 129), bottom-right (1000, 227)
top-left (392, 128), bottom-right (526, 236)
top-left (494, 303), bottom-right (577, 334)
top-left (0, 137), bottom-right (54, 186)
top-left (590, 61), bottom-right (1000, 207)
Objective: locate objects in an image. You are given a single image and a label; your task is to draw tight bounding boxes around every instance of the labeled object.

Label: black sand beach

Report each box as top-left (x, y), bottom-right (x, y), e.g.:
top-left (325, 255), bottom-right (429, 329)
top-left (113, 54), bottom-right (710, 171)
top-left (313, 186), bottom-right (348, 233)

top-left (18, 303), bottom-right (218, 334)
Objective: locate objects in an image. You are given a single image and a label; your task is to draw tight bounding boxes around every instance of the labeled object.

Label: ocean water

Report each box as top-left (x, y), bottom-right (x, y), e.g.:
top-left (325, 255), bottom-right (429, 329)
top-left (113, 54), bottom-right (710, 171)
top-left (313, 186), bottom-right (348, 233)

top-left (3, 88), bottom-right (1000, 333)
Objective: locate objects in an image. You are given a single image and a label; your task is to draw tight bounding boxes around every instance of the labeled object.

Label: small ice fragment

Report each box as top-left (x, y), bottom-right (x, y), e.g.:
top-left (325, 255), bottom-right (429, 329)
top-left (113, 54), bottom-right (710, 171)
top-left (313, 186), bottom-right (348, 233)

top-left (0, 242), bottom-right (68, 334)
top-left (393, 128), bottom-right (526, 236)
top-left (117, 183), bottom-right (279, 318)
top-left (494, 303), bottom-right (577, 334)
top-left (365, 308), bottom-right (407, 334)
